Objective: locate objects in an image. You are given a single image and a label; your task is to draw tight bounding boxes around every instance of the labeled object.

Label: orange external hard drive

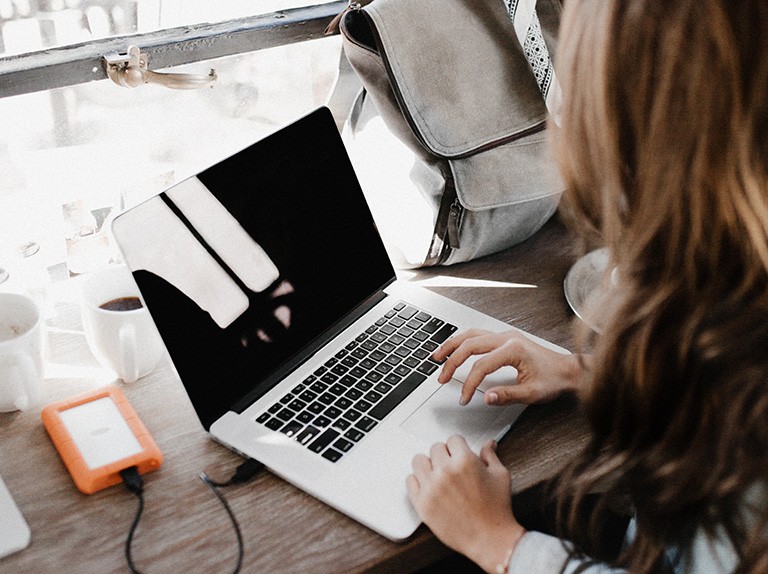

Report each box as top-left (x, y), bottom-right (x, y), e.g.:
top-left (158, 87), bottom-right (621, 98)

top-left (41, 386), bottom-right (162, 494)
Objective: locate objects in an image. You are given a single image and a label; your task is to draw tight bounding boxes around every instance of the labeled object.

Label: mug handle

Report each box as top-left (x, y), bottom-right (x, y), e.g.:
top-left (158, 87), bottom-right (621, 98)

top-left (119, 323), bottom-right (140, 383)
top-left (8, 353), bottom-right (37, 411)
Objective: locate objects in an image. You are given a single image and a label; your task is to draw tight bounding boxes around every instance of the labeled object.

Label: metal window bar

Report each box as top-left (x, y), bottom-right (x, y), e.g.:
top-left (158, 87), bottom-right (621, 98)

top-left (0, 1), bottom-right (346, 99)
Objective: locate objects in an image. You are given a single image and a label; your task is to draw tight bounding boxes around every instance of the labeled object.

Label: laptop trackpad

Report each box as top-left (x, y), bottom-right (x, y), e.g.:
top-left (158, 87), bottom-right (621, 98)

top-left (399, 380), bottom-right (523, 449)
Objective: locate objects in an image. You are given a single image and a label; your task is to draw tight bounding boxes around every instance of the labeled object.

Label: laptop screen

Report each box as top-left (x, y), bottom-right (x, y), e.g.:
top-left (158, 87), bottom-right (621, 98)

top-left (113, 108), bottom-right (396, 429)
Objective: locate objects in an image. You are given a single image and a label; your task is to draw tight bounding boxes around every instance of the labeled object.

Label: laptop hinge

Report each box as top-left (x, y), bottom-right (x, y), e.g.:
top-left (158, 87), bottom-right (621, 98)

top-left (230, 281), bottom-right (395, 415)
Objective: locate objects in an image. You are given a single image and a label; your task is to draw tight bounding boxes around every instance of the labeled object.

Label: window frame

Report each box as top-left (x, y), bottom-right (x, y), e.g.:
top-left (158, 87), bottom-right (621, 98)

top-left (0, 1), bottom-right (346, 99)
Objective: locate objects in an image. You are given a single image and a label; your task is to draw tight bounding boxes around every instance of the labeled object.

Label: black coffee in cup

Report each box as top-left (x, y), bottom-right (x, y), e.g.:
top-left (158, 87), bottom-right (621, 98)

top-left (99, 296), bottom-right (143, 312)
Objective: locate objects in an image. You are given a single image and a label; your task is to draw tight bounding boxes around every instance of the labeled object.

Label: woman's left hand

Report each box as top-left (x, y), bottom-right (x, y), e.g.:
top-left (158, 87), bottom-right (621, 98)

top-left (406, 436), bottom-right (526, 573)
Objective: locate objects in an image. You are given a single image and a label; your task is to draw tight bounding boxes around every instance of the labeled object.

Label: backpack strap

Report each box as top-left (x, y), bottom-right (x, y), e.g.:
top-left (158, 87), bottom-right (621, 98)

top-left (503, 0), bottom-right (562, 124)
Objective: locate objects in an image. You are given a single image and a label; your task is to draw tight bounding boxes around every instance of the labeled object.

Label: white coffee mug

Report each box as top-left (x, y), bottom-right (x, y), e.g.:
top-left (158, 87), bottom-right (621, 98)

top-left (0, 293), bottom-right (44, 412)
top-left (81, 265), bottom-right (164, 383)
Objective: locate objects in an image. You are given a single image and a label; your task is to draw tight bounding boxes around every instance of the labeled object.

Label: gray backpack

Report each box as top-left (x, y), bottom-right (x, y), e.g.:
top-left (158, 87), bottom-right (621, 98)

top-left (338, 0), bottom-right (563, 266)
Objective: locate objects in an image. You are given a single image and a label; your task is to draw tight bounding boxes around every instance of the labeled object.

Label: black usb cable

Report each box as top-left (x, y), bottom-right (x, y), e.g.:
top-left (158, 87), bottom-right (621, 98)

top-left (120, 458), bottom-right (265, 574)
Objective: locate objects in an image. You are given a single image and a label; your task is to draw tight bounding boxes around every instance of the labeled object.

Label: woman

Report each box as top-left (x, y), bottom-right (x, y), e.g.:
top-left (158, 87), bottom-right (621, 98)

top-left (406, 0), bottom-right (768, 572)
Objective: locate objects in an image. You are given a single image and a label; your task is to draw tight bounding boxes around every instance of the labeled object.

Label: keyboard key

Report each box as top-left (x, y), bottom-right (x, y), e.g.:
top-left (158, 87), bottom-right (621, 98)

top-left (307, 402), bottom-right (325, 414)
top-left (417, 361), bottom-right (439, 376)
top-left (430, 323), bottom-right (458, 343)
top-left (370, 350), bottom-right (386, 362)
top-left (354, 416), bottom-right (377, 432)
top-left (415, 311), bottom-right (431, 322)
top-left (350, 366), bottom-right (366, 378)
top-left (322, 449), bottom-right (343, 462)
top-left (412, 349), bottom-right (430, 360)
top-left (298, 390), bottom-right (318, 403)
top-left (288, 399), bottom-right (307, 411)
top-left (265, 418), bottom-right (283, 431)
top-left (380, 324), bottom-right (396, 336)
top-left (421, 341), bottom-right (439, 352)
top-left (333, 438), bottom-right (354, 452)
top-left (403, 357), bottom-right (420, 368)
top-left (314, 415), bottom-right (332, 428)
top-left (342, 409), bottom-right (363, 422)
top-left (397, 306), bottom-right (418, 319)
top-left (345, 387), bottom-right (363, 400)
top-left (324, 406), bottom-right (342, 419)
top-left (421, 317), bottom-right (443, 333)
top-left (389, 334), bottom-right (406, 345)
top-left (276, 408), bottom-right (296, 422)
top-left (318, 392), bottom-right (336, 405)
top-left (359, 358), bottom-right (376, 370)
top-left (352, 348), bottom-right (367, 360)
top-left (340, 375), bottom-right (357, 386)
top-left (297, 411), bottom-right (314, 424)
top-left (369, 372), bottom-right (427, 420)
top-left (399, 326), bottom-right (415, 338)
top-left (335, 397), bottom-right (353, 410)
top-left (297, 425), bottom-right (321, 445)
top-left (413, 330), bottom-right (429, 342)
top-left (355, 380), bottom-right (373, 391)
top-left (354, 399), bottom-right (373, 412)
top-left (344, 428), bottom-right (365, 442)
top-left (281, 421), bottom-right (303, 437)
top-left (404, 338), bottom-right (421, 350)
top-left (310, 381), bottom-right (328, 393)
top-left (308, 428), bottom-right (340, 452)
top-left (320, 373), bottom-right (338, 385)
top-left (384, 373), bottom-right (402, 385)
top-left (256, 412), bottom-right (270, 423)
top-left (363, 370), bottom-right (383, 383)
top-left (374, 382), bottom-right (393, 394)
top-left (329, 383), bottom-right (346, 396)
top-left (331, 365), bottom-right (348, 376)
top-left (332, 418), bottom-right (351, 431)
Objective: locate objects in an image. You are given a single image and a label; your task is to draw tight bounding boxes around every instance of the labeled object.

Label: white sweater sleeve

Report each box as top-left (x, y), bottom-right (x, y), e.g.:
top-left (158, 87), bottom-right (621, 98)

top-left (506, 531), bottom-right (626, 574)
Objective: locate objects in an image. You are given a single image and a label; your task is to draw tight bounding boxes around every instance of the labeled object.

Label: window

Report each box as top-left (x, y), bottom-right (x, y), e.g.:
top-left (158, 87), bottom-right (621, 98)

top-left (0, 1), bottom-right (353, 293)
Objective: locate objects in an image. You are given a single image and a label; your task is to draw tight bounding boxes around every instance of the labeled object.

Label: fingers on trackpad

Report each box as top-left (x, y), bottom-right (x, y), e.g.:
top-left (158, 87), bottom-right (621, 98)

top-left (451, 357), bottom-right (518, 392)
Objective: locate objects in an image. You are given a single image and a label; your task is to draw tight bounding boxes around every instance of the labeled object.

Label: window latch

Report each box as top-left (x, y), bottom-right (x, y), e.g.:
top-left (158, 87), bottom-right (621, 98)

top-left (103, 45), bottom-right (217, 90)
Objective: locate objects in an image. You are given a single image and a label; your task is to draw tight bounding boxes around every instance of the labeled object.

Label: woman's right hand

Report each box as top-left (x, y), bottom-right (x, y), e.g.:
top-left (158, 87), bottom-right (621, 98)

top-left (432, 329), bottom-right (583, 407)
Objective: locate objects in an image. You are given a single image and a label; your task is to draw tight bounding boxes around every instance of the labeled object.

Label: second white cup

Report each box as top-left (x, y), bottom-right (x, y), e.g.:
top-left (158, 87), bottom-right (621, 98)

top-left (81, 265), bottom-right (164, 383)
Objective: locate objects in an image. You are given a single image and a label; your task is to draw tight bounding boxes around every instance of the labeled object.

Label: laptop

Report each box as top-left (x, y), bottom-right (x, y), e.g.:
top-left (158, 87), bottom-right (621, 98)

top-left (0, 473), bottom-right (31, 559)
top-left (111, 106), bottom-right (567, 541)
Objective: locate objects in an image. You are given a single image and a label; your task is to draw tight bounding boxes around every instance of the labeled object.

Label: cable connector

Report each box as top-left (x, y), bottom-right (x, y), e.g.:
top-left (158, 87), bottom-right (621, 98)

top-left (120, 466), bottom-right (144, 495)
top-left (200, 458), bottom-right (265, 488)
top-left (229, 458), bottom-right (265, 485)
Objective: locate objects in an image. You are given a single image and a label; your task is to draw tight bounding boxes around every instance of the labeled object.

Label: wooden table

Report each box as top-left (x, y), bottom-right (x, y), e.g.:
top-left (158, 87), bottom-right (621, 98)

top-left (0, 216), bottom-right (588, 573)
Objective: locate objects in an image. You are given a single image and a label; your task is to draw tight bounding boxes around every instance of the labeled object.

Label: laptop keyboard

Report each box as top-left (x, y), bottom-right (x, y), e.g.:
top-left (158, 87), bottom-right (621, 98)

top-left (255, 302), bottom-right (457, 462)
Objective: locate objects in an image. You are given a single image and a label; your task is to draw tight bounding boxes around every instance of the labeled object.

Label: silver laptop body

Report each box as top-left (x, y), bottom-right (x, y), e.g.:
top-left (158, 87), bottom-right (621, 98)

top-left (111, 107), bottom-right (566, 540)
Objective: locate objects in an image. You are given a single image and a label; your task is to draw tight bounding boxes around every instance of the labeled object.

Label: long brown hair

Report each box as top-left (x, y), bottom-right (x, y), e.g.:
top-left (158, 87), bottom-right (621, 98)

top-left (551, 0), bottom-right (768, 571)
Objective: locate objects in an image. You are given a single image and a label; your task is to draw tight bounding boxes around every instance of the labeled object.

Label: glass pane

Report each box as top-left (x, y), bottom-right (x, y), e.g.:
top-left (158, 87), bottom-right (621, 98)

top-left (0, 35), bottom-right (342, 299)
top-left (0, 0), bottom-right (337, 56)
